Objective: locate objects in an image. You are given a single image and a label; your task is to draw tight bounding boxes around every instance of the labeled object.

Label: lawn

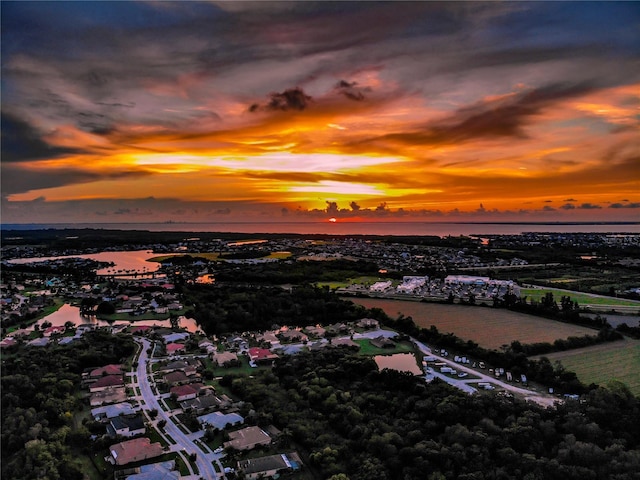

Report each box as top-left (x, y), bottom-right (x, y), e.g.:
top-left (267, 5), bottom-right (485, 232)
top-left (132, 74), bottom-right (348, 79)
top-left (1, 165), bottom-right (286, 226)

top-left (535, 338), bottom-right (640, 396)
top-left (317, 276), bottom-right (396, 290)
top-left (355, 339), bottom-right (416, 356)
top-left (520, 288), bottom-right (640, 307)
top-left (350, 298), bottom-right (599, 351)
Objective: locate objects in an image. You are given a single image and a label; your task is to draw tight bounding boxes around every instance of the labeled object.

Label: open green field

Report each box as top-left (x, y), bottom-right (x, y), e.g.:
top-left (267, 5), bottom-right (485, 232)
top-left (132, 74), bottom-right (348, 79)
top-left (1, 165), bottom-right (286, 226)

top-left (148, 253), bottom-right (221, 262)
top-left (149, 251), bottom-right (291, 263)
top-left (520, 287), bottom-right (640, 307)
top-left (534, 338), bottom-right (640, 396)
top-left (317, 276), bottom-right (396, 289)
top-left (350, 298), bottom-right (598, 351)
top-left (355, 339), bottom-right (416, 356)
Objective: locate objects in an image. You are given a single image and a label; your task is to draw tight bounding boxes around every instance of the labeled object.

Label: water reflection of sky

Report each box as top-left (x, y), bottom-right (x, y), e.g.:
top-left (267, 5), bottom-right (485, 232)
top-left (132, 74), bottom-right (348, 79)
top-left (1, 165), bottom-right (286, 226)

top-left (8, 250), bottom-right (161, 275)
top-left (374, 353), bottom-right (422, 375)
top-left (36, 303), bottom-right (200, 332)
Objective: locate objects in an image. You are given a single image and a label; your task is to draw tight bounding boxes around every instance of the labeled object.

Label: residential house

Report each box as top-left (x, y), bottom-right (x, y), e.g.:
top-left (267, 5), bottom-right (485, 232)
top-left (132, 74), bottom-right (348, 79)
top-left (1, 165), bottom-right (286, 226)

top-left (278, 330), bottom-right (308, 343)
top-left (211, 351), bottom-right (238, 367)
top-left (27, 337), bottom-right (49, 347)
top-left (304, 325), bottom-right (326, 338)
top-left (237, 452), bottom-right (303, 480)
top-left (165, 343), bottom-right (185, 355)
top-left (44, 325), bottom-right (65, 336)
top-left (248, 347), bottom-right (279, 365)
top-left (84, 364), bottom-right (124, 385)
top-left (109, 438), bottom-right (164, 466)
top-left (162, 332), bottom-right (190, 343)
top-left (163, 371), bottom-right (191, 387)
top-left (123, 460), bottom-right (179, 480)
top-left (370, 335), bottom-right (395, 349)
top-left (255, 331), bottom-right (279, 345)
top-left (356, 318), bottom-right (380, 329)
top-left (332, 338), bottom-right (359, 349)
top-left (92, 402), bottom-right (139, 422)
top-left (0, 337), bottom-right (17, 349)
top-left (180, 394), bottom-right (224, 414)
top-left (90, 387), bottom-right (127, 406)
top-left (90, 375), bottom-right (125, 392)
top-left (197, 411), bottom-right (244, 430)
top-left (170, 384), bottom-right (198, 402)
top-left (223, 426), bottom-right (271, 451)
top-left (108, 414), bottom-right (146, 438)
top-left (198, 339), bottom-right (215, 354)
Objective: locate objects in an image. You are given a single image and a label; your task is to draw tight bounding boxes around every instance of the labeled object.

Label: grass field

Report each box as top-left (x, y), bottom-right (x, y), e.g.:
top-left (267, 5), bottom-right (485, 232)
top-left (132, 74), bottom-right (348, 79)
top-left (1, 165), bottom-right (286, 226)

top-left (534, 338), bottom-right (640, 396)
top-left (520, 287), bottom-right (640, 307)
top-left (350, 298), bottom-right (598, 351)
top-left (317, 276), bottom-right (396, 289)
top-left (355, 339), bottom-right (416, 356)
top-left (148, 251), bottom-right (291, 263)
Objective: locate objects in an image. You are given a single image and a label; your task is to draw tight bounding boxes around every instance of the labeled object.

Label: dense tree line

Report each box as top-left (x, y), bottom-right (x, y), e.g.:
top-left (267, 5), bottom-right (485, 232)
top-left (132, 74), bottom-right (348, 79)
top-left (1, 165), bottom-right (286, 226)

top-left (180, 284), bottom-right (366, 334)
top-left (232, 348), bottom-right (640, 480)
top-left (1, 331), bottom-right (135, 480)
top-left (214, 258), bottom-right (379, 284)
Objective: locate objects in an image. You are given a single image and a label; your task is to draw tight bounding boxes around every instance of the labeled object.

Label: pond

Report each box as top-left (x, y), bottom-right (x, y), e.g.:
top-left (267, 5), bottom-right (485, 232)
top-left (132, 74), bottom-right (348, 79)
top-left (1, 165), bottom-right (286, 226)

top-left (33, 303), bottom-right (201, 333)
top-left (374, 353), bottom-right (422, 375)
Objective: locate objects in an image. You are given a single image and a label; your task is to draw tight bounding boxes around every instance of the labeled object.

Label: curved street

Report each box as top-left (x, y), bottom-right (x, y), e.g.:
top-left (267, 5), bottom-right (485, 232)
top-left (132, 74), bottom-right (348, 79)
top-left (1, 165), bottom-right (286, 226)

top-left (132, 337), bottom-right (225, 479)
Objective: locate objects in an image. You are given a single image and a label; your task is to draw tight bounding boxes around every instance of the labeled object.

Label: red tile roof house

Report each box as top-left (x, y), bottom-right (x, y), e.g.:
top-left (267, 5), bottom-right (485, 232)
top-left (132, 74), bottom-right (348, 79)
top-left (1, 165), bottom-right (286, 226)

top-left (130, 325), bottom-right (153, 335)
top-left (170, 384), bottom-right (198, 402)
top-left (89, 375), bottom-right (125, 393)
top-left (44, 325), bottom-right (66, 336)
top-left (165, 343), bottom-right (185, 355)
top-left (109, 437), bottom-right (164, 466)
top-left (248, 347), bottom-right (279, 366)
top-left (83, 364), bottom-right (124, 385)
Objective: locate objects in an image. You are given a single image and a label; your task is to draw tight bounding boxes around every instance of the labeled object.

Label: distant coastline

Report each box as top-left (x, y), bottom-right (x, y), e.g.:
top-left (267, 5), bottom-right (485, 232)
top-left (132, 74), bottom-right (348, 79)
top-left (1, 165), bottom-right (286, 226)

top-left (2, 221), bottom-right (639, 237)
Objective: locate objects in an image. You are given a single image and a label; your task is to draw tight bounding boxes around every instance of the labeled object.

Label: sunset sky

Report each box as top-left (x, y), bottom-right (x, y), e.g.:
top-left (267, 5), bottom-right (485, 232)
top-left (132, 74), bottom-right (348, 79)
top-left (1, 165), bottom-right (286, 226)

top-left (2, 1), bottom-right (639, 224)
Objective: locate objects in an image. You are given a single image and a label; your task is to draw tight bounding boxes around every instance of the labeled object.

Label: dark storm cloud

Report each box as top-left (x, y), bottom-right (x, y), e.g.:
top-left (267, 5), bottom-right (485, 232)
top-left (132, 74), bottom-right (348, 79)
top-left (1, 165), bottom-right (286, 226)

top-left (1, 163), bottom-right (151, 197)
top-left (334, 80), bottom-right (369, 101)
top-left (560, 203), bottom-right (576, 210)
top-left (364, 82), bottom-right (597, 147)
top-left (610, 202), bottom-right (640, 209)
top-left (1, 113), bottom-right (84, 162)
top-left (578, 203), bottom-right (602, 210)
top-left (249, 87), bottom-right (312, 112)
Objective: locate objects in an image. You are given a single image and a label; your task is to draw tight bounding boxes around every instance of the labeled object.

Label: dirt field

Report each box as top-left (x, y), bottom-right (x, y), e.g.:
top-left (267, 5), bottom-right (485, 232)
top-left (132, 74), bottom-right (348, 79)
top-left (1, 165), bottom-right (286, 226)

top-left (534, 338), bottom-right (640, 396)
top-left (349, 298), bottom-right (598, 351)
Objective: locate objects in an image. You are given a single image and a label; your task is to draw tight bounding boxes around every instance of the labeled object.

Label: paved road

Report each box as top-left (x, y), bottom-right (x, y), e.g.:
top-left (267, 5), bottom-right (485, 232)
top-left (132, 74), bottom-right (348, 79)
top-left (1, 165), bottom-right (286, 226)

top-left (412, 339), bottom-right (557, 406)
top-left (133, 338), bottom-right (225, 479)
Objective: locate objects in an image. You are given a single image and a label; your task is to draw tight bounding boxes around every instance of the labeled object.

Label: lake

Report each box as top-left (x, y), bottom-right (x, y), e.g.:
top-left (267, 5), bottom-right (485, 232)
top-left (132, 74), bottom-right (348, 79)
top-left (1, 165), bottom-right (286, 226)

top-left (7, 250), bottom-right (161, 276)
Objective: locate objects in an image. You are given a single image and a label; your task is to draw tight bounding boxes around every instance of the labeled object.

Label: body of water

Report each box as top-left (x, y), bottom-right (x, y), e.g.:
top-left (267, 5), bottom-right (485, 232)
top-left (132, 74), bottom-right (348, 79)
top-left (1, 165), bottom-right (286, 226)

top-left (374, 353), bottom-right (423, 375)
top-left (7, 250), bottom-right (161, 275)
top-left (33, 303), bottom-right (200, 332)
top-left (3, 222), bottom-right (639, 236)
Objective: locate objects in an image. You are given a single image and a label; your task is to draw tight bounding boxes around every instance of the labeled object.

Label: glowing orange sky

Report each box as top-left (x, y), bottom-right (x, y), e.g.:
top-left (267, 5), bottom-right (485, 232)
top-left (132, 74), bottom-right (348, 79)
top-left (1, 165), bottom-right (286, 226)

top-left (2, 2), bottom-right (639, 224)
